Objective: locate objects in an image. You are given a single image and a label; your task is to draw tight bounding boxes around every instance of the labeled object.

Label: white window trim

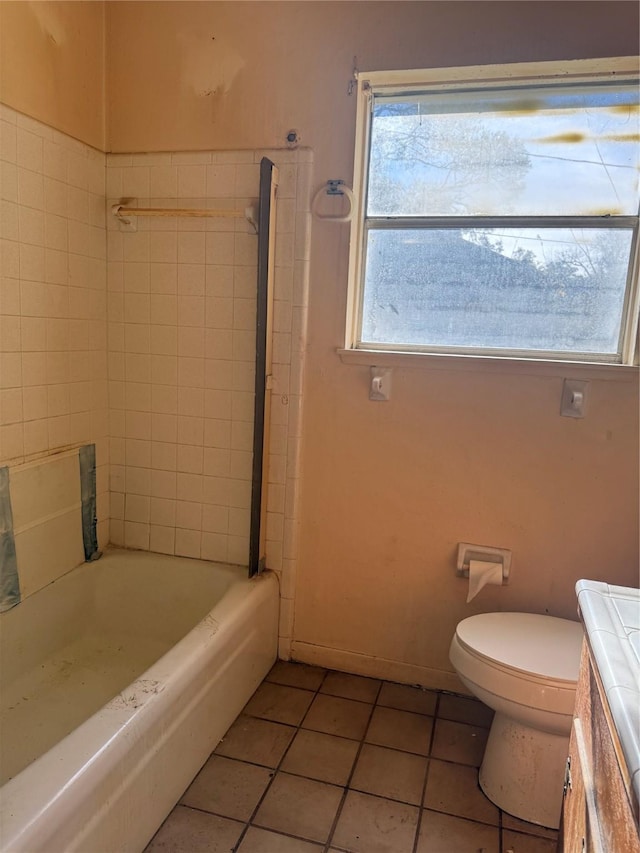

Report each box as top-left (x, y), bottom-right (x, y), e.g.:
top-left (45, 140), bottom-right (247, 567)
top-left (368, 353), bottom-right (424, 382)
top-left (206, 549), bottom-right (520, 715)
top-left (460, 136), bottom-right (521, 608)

top-left (345, 57), bottom-right (640, 367)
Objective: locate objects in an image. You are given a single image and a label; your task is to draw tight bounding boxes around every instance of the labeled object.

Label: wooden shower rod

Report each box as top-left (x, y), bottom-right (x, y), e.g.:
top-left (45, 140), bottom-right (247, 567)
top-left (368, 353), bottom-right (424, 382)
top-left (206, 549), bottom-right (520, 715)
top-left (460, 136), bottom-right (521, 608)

top-left (111, 202), bottom-right (258, 232)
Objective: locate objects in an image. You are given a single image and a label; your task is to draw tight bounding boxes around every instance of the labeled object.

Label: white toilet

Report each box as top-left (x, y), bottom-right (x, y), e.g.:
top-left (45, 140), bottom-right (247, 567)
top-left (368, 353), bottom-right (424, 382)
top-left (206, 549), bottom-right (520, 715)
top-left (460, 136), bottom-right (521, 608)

top-left (449, 612), bottom-right (584, 829)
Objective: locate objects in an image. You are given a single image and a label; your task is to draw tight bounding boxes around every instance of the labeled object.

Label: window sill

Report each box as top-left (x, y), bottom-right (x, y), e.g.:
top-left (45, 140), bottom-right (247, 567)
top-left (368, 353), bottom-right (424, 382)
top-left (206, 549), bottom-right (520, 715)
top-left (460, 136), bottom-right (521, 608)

top-left (337, 348), bottom-right (639, 382)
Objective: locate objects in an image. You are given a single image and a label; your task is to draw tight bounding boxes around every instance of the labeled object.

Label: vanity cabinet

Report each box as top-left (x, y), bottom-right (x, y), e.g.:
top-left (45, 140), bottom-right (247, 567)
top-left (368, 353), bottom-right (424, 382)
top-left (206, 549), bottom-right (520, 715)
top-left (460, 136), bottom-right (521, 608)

top-left (558, 583), bottom-right (640, 853)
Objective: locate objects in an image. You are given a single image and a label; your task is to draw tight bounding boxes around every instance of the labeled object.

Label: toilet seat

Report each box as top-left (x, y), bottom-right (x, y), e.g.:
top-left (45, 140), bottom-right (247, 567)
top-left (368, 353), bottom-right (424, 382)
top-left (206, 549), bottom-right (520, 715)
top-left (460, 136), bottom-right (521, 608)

top-left (449, 611), bottom-right (585, 827)
top-left (455, 612), bottom-right (583, 687)
top-left (450, 612), bottom-right (583, 720)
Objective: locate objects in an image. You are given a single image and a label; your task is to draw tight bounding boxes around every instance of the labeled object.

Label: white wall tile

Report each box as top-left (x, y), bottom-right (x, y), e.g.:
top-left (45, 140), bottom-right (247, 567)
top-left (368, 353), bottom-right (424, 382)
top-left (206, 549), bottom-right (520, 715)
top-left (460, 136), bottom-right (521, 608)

top-left (151, 469), bottom-right (176, 499)
top-left (149, 231), bottom-right (177, 263)
top-left (175, 527), bottom-right (201, 558)
top-left (201, 531), bottom-right (227, 561)
top-left (150, 496), bottom-right (176, 526)
top-left (177, 263), bottom-right (205, 296)
top-left (0, 352), bottom-right (22, 388)
top-left (234, 232), bottom-right (257, 266)
top-left (227, 535), bottom-right (249, 566)
top-left (17, 129), bottom-right (44, 173)
top-left (234, 164), bottom-right (260, 197)
top-left (205, 296), bottom-right (233, 330)
top-left (22, 418), bottom-right (48, 456)
top-left (0, 121), bottom-right (17, 163)
top-left (202, 503), bottom-right (228, 533)
top-left (172, 153), bottom-right (212, 166)
top-left (178, 232), bottom-right (205, 264)
top-left (100, 148), bottom-right (309, 650)
top-left (206, 232), bottom-right (235, 266)
top-left (126, 465), bottom-right (151, 496)
top-left (0, 315), bottom-right (20, 351)
top-left (123, 166), bottom-right (150, 199)
top-left (1, 163), bottom-right (18, 203)
top-left (149, 166), bottom-right (178, 198)
top-left (150, 262), bottom-right (177, 294)
top-left (265, 536), bottom-right (283, 572)
top-left (124, 520), bottom-right (150, 549)
top-left (177, 165), bottom-right (206, 198)
top-left (0, 278), bottom-right (20, 315)
top-left (150, 524), bottom-right (175, 554)
top-left (125, 493), bottom-right (150, 523)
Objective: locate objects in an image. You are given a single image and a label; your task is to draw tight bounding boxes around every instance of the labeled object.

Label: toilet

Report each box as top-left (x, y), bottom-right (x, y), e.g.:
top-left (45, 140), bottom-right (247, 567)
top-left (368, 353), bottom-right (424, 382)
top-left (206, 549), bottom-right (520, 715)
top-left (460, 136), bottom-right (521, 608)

top-left (449, 612), bottom-right (584, 829)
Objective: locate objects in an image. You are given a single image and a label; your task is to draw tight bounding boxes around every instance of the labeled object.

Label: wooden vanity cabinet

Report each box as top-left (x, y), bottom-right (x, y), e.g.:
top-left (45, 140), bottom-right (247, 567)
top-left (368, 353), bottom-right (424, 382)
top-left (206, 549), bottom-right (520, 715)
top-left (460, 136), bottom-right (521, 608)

top-left (558, 642), bottom-right (640, 853)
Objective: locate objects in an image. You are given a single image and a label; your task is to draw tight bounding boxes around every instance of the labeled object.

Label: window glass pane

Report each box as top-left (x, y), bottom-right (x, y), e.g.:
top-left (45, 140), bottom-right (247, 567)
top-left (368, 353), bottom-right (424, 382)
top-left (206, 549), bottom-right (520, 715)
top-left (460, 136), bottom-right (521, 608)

top-left (368, 84), bottom-right (640, 217)
top-left (360, 228), bottom-right (633, 354)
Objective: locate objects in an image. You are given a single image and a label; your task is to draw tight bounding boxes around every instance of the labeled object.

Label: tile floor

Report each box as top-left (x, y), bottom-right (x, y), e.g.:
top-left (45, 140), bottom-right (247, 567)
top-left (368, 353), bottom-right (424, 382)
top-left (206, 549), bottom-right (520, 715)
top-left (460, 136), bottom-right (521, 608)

top-left (145, 662), bottom-right (559, 853)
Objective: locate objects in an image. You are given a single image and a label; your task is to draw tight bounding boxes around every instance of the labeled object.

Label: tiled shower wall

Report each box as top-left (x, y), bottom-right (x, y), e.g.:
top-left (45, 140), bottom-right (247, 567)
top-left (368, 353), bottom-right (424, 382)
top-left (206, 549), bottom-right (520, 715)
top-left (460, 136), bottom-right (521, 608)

top-left (0, 110), bottom-right (309, 651)
top-left (106, 150), bottom-right (312, 655)
top-left (0, 105), bottom-right (109, 547)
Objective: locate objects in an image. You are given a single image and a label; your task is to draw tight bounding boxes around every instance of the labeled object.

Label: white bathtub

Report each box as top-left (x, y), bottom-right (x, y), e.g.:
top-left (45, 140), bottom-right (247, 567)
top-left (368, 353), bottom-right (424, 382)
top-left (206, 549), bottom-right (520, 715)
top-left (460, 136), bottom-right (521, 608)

top-left (0, 548), bottom-right (279, 852)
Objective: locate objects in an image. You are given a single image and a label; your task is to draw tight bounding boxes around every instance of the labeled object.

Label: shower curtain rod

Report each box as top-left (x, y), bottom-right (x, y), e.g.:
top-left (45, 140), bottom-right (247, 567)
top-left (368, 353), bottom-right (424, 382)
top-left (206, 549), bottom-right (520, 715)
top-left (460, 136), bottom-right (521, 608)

top-left (111, 203), bottom-right (258, 232)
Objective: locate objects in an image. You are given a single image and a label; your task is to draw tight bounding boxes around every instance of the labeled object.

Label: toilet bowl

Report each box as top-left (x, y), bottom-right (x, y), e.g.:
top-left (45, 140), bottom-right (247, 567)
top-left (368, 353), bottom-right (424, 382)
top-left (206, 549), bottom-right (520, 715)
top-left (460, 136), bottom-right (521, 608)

top-left (449, 612), bottom-right (583, 829)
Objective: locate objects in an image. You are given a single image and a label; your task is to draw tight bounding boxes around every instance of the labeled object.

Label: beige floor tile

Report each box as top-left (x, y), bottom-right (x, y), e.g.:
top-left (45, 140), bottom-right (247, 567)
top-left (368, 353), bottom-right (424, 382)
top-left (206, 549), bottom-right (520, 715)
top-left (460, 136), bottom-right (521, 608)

top-left (215, 714), bottom-right (295, 767)
top-left (180, 755), bottom-right (272, 822)
top-left (502, 830), bottom-right (558, 853)
top-left (281, 729), bottom-right (360, 785)
top-left (244, 682), bottom-right (315, 726)
top-left (351, 743), bottom-right (427, 805)
top-left (416, 809), bottom-right (499, 853)
top-left (366, 706), bottom-right (433, 755)
top-left (267, 661), bottom-right (326, 691)
top-left (331, 790), bottom-right (419, 853)
top-left (378, 682), bottom-right (438, 716)
top-left (430, 718), bottom-right (488, 767)
top-left (320, 671), bottom-right (381, 703)
top-left (423, 759), bottom-right (499, 825)
top-left (253, 772), bottom-right (343, 843)
top-left (237, 826), bottom-right (323, 852)
top-left (438, 693), bottom-right (494, 728)
top-left (144, 805), bottom-right (243, 852)
top-left (502, 813), bottom-right (559, 840)
top-left (302, 694), bottom-right (372, 740)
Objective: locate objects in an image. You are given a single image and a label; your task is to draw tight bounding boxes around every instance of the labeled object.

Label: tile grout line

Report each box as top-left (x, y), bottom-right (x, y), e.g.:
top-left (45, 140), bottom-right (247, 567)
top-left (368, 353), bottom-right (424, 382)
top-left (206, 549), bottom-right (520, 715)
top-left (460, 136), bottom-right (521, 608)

top-left (322, 678), bottom-right (384, 853)
top-left (149, 666), bottom-right (553, 852)
top-left (231, 667), bottom-right (332, 852)
top-left (411, 689), bottom-right (442, 853)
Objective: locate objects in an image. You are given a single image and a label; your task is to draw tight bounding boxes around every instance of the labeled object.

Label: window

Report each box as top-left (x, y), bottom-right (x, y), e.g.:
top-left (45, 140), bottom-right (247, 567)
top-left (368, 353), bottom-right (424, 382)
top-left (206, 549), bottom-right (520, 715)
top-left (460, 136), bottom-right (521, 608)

top-left (346, 59), bottom-right (640, 364)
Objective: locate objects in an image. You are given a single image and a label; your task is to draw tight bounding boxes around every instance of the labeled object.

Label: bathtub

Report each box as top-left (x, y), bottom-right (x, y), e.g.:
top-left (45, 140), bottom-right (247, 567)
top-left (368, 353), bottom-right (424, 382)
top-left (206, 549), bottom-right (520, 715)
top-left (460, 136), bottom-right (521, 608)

top-left (0, 548), bottom-right (279, 852)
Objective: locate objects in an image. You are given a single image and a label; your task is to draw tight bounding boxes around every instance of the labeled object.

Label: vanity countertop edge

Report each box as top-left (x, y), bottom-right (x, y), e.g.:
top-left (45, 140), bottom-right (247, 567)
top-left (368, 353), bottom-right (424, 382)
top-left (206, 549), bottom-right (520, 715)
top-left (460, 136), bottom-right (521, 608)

top-left (575, 579), bottom-right (640, 822)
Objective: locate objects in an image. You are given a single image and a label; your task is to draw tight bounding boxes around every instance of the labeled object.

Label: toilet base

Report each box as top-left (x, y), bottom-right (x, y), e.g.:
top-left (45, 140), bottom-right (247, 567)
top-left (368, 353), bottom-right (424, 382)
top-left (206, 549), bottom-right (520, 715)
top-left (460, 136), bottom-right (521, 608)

top-left (479, 712), bottom-right (568, 829)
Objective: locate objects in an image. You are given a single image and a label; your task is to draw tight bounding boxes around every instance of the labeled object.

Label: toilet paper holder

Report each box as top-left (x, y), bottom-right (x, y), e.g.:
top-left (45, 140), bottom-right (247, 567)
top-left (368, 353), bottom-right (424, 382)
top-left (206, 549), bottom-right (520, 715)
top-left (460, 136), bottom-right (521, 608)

top-left (456, 543), bottom-right (512, 582)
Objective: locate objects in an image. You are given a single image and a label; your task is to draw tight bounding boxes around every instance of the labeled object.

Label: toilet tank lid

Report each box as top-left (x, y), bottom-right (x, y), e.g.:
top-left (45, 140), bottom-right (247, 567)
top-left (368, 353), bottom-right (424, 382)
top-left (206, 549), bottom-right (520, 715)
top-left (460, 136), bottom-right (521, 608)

top-left (456, 612), bottom-right (584, 682)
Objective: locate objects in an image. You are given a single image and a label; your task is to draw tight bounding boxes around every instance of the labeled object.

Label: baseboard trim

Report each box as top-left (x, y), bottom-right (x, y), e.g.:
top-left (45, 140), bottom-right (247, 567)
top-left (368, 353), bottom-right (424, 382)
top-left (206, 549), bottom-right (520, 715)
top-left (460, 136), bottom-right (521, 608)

top-left (289, 640), bottom-right (470, 695)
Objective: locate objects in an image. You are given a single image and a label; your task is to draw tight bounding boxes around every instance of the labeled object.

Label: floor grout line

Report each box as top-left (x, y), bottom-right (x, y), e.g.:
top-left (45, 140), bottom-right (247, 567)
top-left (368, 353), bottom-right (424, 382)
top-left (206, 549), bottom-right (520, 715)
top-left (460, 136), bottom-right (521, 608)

top-left (411, 689), bottom-right (441, 853)
top-left (232, 666), bottom-right (333, 852)
top-left (322, 677), bottom-right (383, 853)
top-left (146, 664), bottom-right (559, 853)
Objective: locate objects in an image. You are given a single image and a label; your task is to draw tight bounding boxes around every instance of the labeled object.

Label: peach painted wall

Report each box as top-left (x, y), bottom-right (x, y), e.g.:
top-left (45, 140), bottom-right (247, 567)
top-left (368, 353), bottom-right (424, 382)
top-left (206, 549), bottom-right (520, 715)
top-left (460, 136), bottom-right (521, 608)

top-left (105, 1), bottom-right (640, 689)
top-left (115, 2), bottom-right (640, 685)
top-left (0, 1), bottom-right (105, 151)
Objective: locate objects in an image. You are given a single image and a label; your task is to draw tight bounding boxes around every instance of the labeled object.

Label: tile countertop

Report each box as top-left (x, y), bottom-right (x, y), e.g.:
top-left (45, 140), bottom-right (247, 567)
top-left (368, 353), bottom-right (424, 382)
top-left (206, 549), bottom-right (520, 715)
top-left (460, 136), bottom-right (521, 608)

top-left (575, 580), bottom-right (640, 821)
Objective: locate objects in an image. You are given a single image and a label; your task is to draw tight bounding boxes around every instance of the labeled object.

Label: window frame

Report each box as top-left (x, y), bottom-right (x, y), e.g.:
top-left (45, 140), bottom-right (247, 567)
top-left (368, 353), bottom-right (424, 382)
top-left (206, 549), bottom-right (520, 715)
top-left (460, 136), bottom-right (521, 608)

top-left (346, 57), bottom-right (640, 366)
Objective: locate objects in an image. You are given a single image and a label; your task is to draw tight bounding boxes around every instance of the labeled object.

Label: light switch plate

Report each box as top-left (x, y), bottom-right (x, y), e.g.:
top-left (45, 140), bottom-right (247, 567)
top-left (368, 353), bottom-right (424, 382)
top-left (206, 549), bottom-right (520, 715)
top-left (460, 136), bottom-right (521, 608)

top-left (370, 367), bottom-right (392, 401)
top-left (561, 378), bottom-right (588, 418)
